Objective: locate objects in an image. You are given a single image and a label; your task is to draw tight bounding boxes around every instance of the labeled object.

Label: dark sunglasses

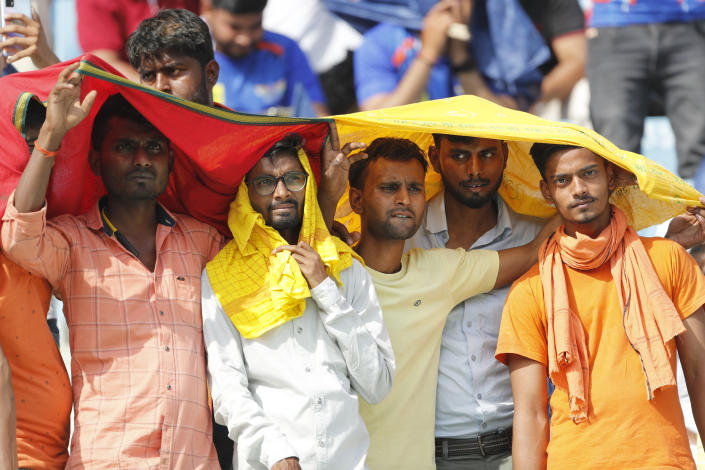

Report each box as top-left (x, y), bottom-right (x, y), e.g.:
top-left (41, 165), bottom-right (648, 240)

top-left (248, 171), bottom-right (308, 196)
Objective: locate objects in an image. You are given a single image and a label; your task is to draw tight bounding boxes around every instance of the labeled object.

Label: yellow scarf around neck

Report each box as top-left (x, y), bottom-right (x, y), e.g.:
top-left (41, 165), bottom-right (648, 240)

top-left (206, 148), bottom-right (360, 338)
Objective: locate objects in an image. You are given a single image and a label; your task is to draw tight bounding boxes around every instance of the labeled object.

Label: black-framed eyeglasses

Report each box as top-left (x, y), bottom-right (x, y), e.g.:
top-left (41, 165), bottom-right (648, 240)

top-left (248, 171), bottom-right (308, 196)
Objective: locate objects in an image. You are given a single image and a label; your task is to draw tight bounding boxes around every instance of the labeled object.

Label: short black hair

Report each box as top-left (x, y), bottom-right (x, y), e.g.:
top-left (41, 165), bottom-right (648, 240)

top-left (24, 98), bottom-right (46, 136)
top-left (431, 133), bottom-right (476, 148)
top-left (211, 0), bottom-right (268, 14)
top-left (349, 137), bottom-right (428, 190)
top-left (126, 9), bottom-right (214, 69)
top-left (246, 133), bottom-right (303, 181)
top-left (91, 94), bottom-right (161, 151)
top-left (529, 143), bottom-right (581, 179)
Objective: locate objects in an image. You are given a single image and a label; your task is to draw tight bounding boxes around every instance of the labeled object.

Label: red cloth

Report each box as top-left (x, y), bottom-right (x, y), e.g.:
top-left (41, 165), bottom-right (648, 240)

top-left (76, 0), bottom-right (200, 58)
top-left (0, 55), bottom-right (330, 235)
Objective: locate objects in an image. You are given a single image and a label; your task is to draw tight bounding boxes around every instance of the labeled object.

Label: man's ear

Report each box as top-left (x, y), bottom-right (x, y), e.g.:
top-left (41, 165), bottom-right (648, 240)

top-left (428, 145), bottom-right (442, 174)
top-left (205, 59), bottom-right (220, 91)
top-left (349, 187), bottom-right (364, 215)
top-left (539, 179), bottom-right (553, 205)
top-left (88, 148), bottom-right (101, 176)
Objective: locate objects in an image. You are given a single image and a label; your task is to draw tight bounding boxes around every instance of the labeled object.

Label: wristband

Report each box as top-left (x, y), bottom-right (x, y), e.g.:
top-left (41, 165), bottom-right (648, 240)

top-left (34, 142), bottom-right (59, 158)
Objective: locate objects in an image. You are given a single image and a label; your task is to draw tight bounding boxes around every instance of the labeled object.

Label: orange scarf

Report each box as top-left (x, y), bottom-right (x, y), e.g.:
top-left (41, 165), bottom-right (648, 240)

top-left (539, 206), bottom-right (685, 423)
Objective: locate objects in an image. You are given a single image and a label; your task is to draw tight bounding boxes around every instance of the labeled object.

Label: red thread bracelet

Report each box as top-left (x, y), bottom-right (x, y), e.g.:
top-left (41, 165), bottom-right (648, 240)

top-left (34, 143), bottom-right (58, 158)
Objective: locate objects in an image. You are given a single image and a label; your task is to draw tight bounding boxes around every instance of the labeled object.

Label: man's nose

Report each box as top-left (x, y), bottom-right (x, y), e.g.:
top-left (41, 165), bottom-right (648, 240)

top-left (395, 186), bottom-right (411, 205)
top-left (155, 73), bottom-right (172, 94)
top-left (272, 179), bottom-right (290, 198)
top-left (466, 154), bottom-right (482, 177)
top-left (571, 177), bottom-right (588, 195)
top-left (235, 33), bottom-right (253, 48)
top-left (133, 146), bottom-right (152, 167)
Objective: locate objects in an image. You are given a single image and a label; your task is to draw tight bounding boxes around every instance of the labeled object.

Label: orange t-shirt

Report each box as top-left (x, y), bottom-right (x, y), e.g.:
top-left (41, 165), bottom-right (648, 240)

top-left (0, 251), bottom-right (71, 470)
top-left (496, 237), bottom-right (705, 469)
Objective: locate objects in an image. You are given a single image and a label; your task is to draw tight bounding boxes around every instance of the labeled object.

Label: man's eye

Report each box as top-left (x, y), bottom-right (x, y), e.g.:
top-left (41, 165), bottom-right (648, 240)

top-left (451, 153), bottom-right (467, 160)
top-left (140, 72), bottom-right (155, 82)
top-left (114, 143), bottom-right (133, 153)
top-left (408, 185), bottom-right (423, 193)
top-left (146, 142), bottom-right (164, 153)
top-left (380, 184), bottom-right (398, 192)
top-left (584, 169), bottom-right (597, 177)
top-left (481, 150), bottom-right (496, 158)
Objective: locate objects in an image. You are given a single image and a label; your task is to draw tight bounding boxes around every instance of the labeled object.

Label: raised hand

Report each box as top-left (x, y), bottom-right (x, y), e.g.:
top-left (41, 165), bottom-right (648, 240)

top-left (317, 122), bottom-right (367, 226)
top-left (40, 62), bottom-right (97, 150)
top-left (0, 9), bottom-right (59, 68)
top-left (272, 241), bottom-right (328, 289)
top-left (665, 197), bottom-right (705, 249)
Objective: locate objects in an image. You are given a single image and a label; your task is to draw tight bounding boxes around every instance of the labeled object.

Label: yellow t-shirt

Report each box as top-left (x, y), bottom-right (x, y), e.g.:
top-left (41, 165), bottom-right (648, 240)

top-left (496, 237), bottom-right (705, 469)
top-left (362, 248), bottom-right (499, 470)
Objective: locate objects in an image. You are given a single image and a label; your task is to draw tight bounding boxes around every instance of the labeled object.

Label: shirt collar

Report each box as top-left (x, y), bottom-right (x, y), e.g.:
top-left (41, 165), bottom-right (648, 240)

top-left (87, 197), bottom-right (177, 234)
top-left (424, 191), bottom-right (514, 248)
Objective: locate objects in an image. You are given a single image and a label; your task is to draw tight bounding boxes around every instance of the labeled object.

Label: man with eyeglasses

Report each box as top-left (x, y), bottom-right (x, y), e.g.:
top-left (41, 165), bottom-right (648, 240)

top-left (200, 134), bottom-right (394, 470)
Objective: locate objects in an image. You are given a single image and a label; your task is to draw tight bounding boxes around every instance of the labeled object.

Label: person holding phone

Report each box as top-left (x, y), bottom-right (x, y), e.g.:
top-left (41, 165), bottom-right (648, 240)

top-left (0, 0), bottom-right (59, 71)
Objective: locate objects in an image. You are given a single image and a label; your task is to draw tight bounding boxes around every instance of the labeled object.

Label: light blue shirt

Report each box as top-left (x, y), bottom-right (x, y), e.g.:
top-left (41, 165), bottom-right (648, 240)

top-left (405, 192), bottom-right (542, 437)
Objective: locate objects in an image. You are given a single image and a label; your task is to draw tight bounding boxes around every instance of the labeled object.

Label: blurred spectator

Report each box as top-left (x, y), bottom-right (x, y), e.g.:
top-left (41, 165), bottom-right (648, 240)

top-left (353, 0), bottom-right (584, 112)
top-left (204, 0), bottom-right (328, 116)
top-left (263, 0), bottom-right (361, 113)
top-left (76, 0), bottom-right (200, 80)
top-left (587, 0), bottom-right (705, 179)
top-left (0, 8), bottom-right (59, 69)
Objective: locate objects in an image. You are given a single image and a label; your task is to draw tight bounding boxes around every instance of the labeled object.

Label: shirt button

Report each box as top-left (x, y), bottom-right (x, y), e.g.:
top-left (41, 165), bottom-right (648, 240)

top-left (316, 397), bottom-right (323, 405)
top-left (167, 384), bottom-right (172, 390)
top-left (305, 367), bottom-right (311, 373)
top-left (477, 393), bottom-right (482, 399)
top-left (466, 321), bottom-right (472, 328)
top-left (296, 327), bottom-right (303, 334)
top-left (481, 422), bottom-right (487, 429)
top-left (159, 311), bottom-right (164, 316)
top-left (165, 346), bottom-right (170, 352)
top-left (318, 440), bottom-right (325, 447)
top-left (471, 355), bottom-right (476, 361)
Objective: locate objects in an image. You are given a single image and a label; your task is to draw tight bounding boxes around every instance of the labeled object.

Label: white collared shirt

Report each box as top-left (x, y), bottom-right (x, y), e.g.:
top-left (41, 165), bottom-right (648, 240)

top-left (201, 259), bottom-right (395, 470)
top-left (405, 192), bottom-right (543, 437)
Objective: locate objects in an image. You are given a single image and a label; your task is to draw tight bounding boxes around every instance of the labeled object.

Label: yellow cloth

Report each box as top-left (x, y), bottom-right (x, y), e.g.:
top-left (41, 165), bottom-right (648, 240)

top-left (332, 95), bottom-right (702, 231)
top-left (206, 148), bottom-right (360, 338)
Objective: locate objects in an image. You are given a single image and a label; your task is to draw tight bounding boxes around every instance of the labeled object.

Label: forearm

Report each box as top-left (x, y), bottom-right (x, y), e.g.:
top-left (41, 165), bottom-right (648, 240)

top-left (537, 60), bottom-right (584, 103)
top-left (677, 309), bottom-right (705, 438)
top-left (360, 57), bottom-right (433, 111)
top-left (13, 126), bottom-right (63, 213)
top-left (513, 408), bottom-right (549, 470)
top-left (0, 347), bottom-right (17, 470)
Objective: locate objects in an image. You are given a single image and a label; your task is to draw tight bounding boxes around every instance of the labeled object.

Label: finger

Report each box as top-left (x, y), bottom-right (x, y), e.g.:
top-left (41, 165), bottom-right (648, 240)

top-left (340, 142), bottom-right (365, 155)
top-left (31, 7), bottom-right (42, 25)
top-left (0, 35), bottom-right (33, 48)
top-left (699, 196), bottom-right (705, 207)
top-left (4, 12), bottom-right (33, 25)
top-left (6, 45), bottom-right (36, 63)
top-left (271, 244), bottom-right (298, 255)
top-left (327, 121), bottom-right (340, 152)
top-left (80, 90), bottom-right (98, 115)
top-left (58, 62), bottom-right (81, 82)
top-left (347, 152), bottom-right (368, 165)
top-left (0, 23), bottom-right (30, 35)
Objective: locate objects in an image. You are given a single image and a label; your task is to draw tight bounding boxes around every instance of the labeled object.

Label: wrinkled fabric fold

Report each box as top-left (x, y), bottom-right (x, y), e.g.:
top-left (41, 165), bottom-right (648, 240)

top-left (540, 206), bottom-right (684, 423)
top-left (206, 148), bottom-right (360, 338)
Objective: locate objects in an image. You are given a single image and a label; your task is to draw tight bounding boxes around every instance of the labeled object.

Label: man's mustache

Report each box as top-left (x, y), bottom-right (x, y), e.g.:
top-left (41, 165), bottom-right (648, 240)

top-left (269, 199), bottom-right (299, 211)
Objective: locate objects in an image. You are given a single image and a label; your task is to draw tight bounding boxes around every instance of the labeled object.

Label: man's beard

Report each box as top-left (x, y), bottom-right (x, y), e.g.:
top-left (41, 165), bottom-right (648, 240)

top-left (369, 210), bottom-right (420, 241)
top-left (442, 173), bottom-right (502, 209)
